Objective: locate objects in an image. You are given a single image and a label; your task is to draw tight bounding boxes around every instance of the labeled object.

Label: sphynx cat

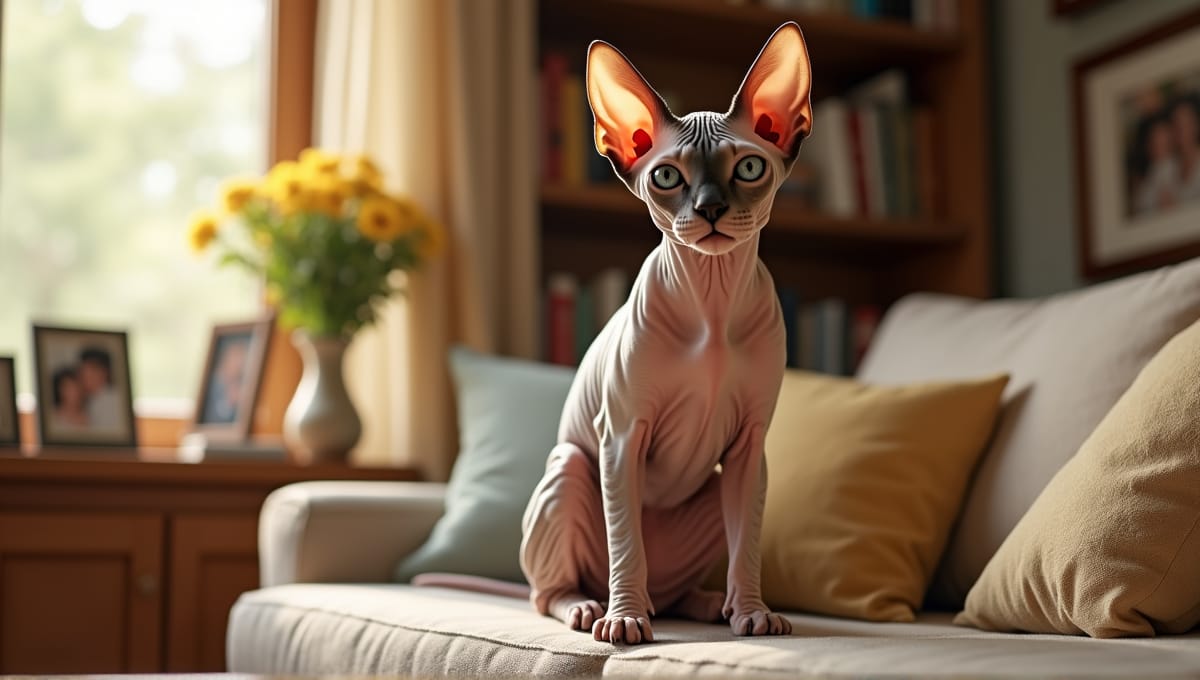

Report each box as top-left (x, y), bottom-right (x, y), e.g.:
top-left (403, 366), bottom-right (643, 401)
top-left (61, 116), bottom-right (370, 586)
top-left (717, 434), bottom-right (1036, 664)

top-left (520, 23), bottom-right (813, 645)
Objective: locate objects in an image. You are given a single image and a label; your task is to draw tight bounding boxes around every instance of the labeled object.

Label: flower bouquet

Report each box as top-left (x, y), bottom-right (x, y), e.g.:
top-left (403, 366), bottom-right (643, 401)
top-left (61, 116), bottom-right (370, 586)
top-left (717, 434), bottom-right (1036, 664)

top-left (188, 149), bottom-right (442, 462)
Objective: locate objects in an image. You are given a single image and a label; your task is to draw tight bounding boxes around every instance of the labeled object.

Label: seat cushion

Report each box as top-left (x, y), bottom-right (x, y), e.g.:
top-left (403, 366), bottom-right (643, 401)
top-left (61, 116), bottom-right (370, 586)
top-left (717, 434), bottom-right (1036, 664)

top-left (857, 257), bottom-right (1200, 607)
top-left (228, 584), bottom-right (1200, 677)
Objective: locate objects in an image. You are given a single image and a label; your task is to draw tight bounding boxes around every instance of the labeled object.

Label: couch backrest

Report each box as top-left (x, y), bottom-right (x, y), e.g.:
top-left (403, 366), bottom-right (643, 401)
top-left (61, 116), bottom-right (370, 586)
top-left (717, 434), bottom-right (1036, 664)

top-left (858, 257), bottom-right (1200, 608)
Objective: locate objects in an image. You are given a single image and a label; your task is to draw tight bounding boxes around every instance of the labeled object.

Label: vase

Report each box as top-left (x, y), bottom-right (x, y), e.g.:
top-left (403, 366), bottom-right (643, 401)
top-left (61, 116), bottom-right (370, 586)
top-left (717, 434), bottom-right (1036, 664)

top-left (283, 330), bottom-right (362, 465)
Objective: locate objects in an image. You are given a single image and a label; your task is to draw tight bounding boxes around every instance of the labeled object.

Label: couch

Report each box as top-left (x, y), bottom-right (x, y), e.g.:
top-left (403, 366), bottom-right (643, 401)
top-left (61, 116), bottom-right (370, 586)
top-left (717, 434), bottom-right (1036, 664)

top-left (228, 258), bottom-right (1200, 677)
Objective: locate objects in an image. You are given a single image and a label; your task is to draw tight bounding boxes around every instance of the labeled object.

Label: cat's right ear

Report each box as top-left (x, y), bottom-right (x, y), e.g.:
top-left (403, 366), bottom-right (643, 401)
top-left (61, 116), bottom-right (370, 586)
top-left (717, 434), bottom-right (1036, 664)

top-left (586, 41), bottom-right (671, 174)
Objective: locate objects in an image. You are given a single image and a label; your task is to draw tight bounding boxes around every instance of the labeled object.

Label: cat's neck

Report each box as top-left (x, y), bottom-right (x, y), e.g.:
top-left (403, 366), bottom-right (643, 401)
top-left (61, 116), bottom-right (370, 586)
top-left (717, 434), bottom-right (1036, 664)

top-left (644, 233), bottom-right (769, 341)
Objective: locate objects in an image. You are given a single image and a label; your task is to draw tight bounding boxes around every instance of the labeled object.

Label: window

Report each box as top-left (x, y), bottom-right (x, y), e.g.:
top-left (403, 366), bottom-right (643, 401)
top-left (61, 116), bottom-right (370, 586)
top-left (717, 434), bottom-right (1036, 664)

top-left (0, 0), bottom-right (272, 403)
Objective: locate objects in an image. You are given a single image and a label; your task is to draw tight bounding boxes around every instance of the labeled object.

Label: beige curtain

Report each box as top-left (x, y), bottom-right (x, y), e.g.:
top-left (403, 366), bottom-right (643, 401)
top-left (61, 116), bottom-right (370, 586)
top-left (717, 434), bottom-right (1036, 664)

top-left (315, 0), bottom-right (539, 480)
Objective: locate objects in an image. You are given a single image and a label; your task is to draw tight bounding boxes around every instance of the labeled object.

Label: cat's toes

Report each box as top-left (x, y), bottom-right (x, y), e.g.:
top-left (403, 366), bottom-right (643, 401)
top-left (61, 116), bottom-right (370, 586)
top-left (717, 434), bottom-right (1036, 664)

top-left (729, 609), bottom-right (792, 637)
top-left (566, 600), bottom-right (605, 631)
top-left (592, 613), bottom-right (654, 644)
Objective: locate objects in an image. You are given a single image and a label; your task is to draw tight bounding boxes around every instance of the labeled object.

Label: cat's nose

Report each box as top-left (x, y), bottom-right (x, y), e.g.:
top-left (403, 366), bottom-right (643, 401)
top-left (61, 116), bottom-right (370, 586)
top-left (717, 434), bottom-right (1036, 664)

top-left (693, 184), bottom-right (728, 224)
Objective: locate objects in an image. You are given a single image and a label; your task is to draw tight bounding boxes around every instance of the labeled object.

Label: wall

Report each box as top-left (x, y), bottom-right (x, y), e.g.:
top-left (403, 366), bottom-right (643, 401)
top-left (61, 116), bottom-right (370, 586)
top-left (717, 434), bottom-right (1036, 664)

top-left (992, 0), bottom-right (1200, 297)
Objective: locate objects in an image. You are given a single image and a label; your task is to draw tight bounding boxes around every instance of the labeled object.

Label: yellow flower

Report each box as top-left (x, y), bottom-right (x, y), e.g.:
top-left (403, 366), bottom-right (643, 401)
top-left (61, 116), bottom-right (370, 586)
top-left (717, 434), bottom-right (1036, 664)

top-left (299, 148), bottom-right (342, 176)
top-left (416, 218), bottom-right (445, 259)
top-left (187, 211), bottom-right (220, 253)
top-left (306, 173), bottom-right (353, 218)
top-left (347, 154), bottom-right (384, 194)
top-left (357, 195), bottom-right (411, 242)
top-left (266, 161), bottom-right (306, 214)
top-left (220, 178), bottom-right (259, 214)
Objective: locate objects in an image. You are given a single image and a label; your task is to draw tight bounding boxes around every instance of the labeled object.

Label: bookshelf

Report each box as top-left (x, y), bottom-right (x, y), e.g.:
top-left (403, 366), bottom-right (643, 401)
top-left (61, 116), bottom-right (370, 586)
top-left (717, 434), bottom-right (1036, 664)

top-left (537, 0), bottom-right (991, 369)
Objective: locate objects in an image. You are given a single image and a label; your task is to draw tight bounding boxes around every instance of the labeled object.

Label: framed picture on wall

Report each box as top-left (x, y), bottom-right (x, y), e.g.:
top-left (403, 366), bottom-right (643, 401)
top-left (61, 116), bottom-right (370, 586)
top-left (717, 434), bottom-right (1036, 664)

top-left (32, 325), bottom-right (137, 448)
top-left (0, 357), bottom-right (19, 447)
top-left (1074, 7), bottom-right (1200, 278)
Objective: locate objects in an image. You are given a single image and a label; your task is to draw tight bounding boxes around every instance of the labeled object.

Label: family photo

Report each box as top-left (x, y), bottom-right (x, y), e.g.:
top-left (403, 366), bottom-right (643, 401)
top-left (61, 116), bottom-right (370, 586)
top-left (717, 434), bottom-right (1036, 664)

top-left (1122, 76), bottom-right (1200, 219)
top-left (191, 317), bottom-right (272, 441)
top-left (33, 326), bottom-right (136, 447)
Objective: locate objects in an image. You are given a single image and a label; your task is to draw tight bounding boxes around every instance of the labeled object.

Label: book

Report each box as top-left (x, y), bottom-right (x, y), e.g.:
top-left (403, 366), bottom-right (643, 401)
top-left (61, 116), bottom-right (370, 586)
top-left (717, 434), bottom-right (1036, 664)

top-left (851, 304), bottom-right (882, 370)
top-left (592, 267), bottom-right (630, 331)
top-left (800, 304), bottom-right (820, 372)
top-left (858, 107), bottom-right (887, 218)
top-left (819, 299), bottom-right (848, 375)
top-left (803, 98), bottom-right (857, 217)
top-left (540, 52), bottom-right (568, 183)
top-left (913, 107), bottom-right (939, 219)
top-left (546, 273), bottom-right (577, 365)
top-left (778, 288), bottom-right (800, 368)
top-left (846, 109), bottom-right (870, 216)
top-left (574, 286), bottom-right (595, 363)
top-left (561, 74), bottom-right (586, 186)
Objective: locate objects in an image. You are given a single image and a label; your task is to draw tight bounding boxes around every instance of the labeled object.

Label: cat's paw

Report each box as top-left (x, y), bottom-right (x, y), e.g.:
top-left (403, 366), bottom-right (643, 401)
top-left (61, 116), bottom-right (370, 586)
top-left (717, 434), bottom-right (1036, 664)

top-left (728, 607), bottom-right (792, 636)
top-left (592, 611), bottom-right (654, 644)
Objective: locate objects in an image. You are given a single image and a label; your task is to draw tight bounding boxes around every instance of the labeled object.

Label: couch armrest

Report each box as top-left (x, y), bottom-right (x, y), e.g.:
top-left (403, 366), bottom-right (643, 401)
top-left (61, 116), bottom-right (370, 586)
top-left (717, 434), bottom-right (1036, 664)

top-left (259, 480), bottom-right (446, 586)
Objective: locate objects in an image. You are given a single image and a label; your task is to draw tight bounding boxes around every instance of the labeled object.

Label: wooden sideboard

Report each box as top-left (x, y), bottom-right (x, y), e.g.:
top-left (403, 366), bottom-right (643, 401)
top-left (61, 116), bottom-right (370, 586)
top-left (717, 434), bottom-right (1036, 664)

top-left (0, 448), bottom-right (420, 673)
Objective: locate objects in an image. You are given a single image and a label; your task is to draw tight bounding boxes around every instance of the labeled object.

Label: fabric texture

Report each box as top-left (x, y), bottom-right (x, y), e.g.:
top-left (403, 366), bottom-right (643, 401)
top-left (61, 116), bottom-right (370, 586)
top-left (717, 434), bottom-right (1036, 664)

top-left (857, 256), bottom-right (1200, 607)
top-left (258, 481), bottom-right (446, 587)
top-left (315, 0), bottom-right (539, 478)
top-left (746, 371), bottom-right (1008, 622)
top-left (394, 348), bottom-right (573, 584)
top-left (956, 319), bottom-right (1200, 638)
top-left (227, 583), bottom-right (1200, 677)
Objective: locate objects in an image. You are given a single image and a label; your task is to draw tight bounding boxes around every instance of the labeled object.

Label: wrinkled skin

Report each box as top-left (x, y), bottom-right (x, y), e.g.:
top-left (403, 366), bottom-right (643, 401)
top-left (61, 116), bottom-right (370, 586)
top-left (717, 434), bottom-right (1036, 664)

top-left (521, 23), bottom-right (813, 645)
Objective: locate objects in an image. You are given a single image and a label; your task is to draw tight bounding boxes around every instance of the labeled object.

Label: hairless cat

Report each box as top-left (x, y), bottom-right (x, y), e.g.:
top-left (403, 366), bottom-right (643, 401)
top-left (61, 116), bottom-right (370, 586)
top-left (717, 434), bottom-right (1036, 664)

top-left (519, 23), bottom-right (813, 645)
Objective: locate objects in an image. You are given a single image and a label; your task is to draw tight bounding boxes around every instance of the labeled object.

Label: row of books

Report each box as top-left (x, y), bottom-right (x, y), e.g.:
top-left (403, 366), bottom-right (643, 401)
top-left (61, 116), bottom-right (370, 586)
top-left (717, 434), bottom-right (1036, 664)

top-left (778, 291), bottom-right (882, 376)
top-left (798, 69), bottom-right (938, 220)
top-left (544, 272), bottom-right (882, 376)
top-left (759, 0), bottom-right (958, 29)
top-left (541, 52), bottom-right (612, 187)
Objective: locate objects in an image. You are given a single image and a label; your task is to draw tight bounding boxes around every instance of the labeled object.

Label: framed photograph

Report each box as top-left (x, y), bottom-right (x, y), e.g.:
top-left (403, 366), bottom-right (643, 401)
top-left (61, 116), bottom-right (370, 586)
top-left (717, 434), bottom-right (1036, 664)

top-left (32, 325), bottom-right (137, 448)
top-left (1074, 8), bottom-right (1200, 278)
top-left (0, 357), bottom-right (18, 447)
top-left (190, 316), bottom-right (273, 442)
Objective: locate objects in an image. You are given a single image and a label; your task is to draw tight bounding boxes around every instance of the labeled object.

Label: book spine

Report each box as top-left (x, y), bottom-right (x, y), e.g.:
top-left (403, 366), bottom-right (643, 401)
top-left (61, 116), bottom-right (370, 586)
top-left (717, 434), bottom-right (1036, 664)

top-left (860, 107), bottom-right (887, 218)
top-left (592, 267), bottom-right (630, 331)
top-left (800, 304), bottom-right (820, 371)
top-left (851, 304), bottom-right (882, 371)
top-left (540, 52), bottom-right (568, 184)
top-left (847, 109), bottom-right (870, 216)
top-left (561, 74), bottom-right (586, 186)
top-left (574, 287), bottom-right (595, 364)
top-left (778, 288), bottom-right (800, 369)
top-left (875, 104), bottom-right (899, 218)
top-left (546, 273), bottom-right (577, 365)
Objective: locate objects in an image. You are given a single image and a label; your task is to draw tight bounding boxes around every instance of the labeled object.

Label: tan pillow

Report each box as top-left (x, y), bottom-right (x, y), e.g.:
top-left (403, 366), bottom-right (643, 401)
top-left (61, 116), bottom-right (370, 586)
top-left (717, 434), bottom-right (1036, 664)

top-left (716, 371), bottom-right (1008, 622)
top-left (956, 319), bottom-right (1200, 638)
top-left (858, 257), bottom-right (1200, 607)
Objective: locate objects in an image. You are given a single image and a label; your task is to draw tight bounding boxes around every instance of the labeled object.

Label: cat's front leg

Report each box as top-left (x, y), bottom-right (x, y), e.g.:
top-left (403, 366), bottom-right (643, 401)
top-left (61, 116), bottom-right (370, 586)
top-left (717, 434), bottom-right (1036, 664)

top-left (594, 418), bottom-right (655, 644)
top-left (721, 423), bottom-right (792, 636)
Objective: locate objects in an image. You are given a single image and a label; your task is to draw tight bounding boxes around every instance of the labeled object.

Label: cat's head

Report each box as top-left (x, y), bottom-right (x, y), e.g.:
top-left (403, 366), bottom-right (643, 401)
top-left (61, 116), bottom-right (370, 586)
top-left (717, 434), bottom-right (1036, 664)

top-left (586, 22), bottom-right (812, 256)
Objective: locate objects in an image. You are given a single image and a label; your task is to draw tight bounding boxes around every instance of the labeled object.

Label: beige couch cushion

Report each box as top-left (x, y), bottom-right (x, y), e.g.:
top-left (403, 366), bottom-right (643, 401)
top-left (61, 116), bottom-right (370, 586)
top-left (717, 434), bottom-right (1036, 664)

top-left (228, 584), bottom-right (1200, 677)
top-left (957, 319), bottom-right (1200, 638)
top-left (858, 257), bottom-right (1200, 607)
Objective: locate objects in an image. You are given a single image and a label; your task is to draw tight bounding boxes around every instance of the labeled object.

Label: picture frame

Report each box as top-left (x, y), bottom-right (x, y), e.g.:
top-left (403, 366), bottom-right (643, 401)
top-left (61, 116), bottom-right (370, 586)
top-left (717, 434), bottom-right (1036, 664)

top-left (0, 357), bottom-right (19, 447)
top-left (32, 325), bottom-right (137, 448)
top-left (190, 315), bottom-right (274, 442)
top-left (1073, 7), bottom-right (1200, 279)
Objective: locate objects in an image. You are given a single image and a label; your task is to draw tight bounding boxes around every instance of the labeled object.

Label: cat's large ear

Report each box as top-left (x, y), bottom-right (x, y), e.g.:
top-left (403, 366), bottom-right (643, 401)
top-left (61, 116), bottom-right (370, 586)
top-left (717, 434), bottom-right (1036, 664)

top-left (586, 41), bottom-right (672, 174)
top-left (729, 22), bottom-right (813, 164)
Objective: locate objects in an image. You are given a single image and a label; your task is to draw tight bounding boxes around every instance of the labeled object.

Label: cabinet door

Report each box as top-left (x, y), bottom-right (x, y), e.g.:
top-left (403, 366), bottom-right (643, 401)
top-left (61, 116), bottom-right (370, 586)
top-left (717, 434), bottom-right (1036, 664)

top-left (166, 514), bottom-right (258, 671)
top-left (0, 512), bottom-right (163, 673)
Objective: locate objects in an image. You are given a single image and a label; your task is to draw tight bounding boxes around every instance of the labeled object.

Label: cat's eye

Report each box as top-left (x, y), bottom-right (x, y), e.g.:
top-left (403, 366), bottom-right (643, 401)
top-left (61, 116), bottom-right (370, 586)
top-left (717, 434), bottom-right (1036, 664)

top-left (734, 155), bottom-right (766, 182)
top-left (650, 165), bottom-right (683, 190)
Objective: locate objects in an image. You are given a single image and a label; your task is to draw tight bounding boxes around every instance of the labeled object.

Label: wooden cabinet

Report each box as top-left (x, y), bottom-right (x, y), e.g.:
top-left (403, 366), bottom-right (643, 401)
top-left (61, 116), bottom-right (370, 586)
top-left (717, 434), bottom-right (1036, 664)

top-left (0, 450), bottom-right (419, 673)
top-left (0, 513), bottom-right (163, 673)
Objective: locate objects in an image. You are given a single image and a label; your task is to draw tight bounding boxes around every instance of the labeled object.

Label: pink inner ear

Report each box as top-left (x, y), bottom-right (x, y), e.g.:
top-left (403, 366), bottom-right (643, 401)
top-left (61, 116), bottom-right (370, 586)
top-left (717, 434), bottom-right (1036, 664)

top-left (754, 113), bottom-right (781, 146)
top-left (632, 129), bottom-right (653, 159)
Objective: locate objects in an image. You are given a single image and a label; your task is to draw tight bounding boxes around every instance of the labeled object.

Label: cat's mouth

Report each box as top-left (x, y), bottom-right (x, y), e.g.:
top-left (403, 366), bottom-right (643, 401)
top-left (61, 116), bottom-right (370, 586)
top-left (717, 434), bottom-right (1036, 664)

top-left (693, 229), bottom-right (738, 254)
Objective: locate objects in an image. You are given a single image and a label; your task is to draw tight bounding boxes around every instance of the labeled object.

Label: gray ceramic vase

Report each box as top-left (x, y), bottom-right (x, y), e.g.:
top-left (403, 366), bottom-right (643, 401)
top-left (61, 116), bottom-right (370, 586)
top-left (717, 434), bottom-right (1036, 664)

top-left (283, 330), bottom-right (361, 465)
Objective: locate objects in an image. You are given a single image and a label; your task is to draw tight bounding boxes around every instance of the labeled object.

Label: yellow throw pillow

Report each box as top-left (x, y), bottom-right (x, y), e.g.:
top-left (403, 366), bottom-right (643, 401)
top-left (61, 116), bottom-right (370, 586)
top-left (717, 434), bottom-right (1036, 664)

top-left (956, 319), bottom-right (1200, 638)
top-left (734, 371), bottom-right (1008, 622)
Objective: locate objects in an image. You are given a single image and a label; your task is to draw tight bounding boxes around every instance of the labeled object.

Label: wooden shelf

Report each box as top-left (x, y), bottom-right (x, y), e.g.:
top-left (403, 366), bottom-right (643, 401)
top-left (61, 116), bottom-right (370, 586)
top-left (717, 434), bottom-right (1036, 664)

top-left (541, 183), bottom-right (963, 252)
top-left (540, 0), bottom-right (959, 80)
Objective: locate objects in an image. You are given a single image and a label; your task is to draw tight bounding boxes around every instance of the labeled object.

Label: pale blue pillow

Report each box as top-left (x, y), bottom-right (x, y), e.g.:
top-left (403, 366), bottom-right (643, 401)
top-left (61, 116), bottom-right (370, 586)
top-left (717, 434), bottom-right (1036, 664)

top-left (394, 346), bottom-right (574, 584)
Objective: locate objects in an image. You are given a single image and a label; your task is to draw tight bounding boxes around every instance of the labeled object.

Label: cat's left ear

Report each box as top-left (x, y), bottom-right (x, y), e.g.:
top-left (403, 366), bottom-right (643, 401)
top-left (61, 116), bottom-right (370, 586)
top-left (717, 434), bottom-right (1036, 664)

top-left (729, 22), bottom-right (813, 164)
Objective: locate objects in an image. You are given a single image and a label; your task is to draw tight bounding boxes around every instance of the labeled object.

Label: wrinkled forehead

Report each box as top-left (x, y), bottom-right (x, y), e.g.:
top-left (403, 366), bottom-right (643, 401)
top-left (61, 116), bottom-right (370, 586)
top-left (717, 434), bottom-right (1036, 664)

top-left (662, 112), bottom-right (775, 166)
